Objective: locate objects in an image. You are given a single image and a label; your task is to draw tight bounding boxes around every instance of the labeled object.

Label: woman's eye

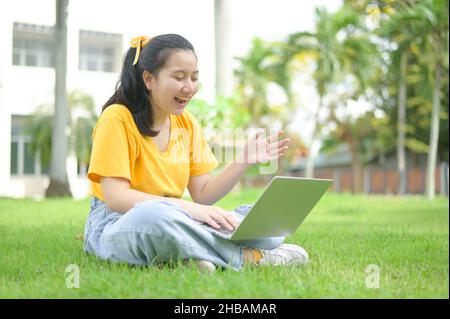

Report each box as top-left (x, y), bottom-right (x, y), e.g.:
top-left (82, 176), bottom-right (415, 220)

top-left (173, 75), bottom-right (198, 82)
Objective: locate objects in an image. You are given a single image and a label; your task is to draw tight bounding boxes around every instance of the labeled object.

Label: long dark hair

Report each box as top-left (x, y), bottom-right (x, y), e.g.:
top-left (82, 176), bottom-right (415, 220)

top-left (103, 34), bottom-right (196, 137)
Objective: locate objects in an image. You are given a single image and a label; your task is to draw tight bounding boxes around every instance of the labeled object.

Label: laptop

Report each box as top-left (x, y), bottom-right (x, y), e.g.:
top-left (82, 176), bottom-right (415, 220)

top-left (195, 176), bottom-right (333, 241)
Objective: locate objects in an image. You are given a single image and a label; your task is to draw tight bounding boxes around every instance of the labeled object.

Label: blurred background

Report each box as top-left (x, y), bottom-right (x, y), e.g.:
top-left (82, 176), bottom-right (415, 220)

top-left (0, 0), bottom-right (448, 200)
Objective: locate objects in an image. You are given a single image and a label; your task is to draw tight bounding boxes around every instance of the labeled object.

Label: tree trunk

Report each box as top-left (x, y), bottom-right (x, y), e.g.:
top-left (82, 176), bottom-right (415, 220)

top-left (350, 140), bottom-right (363, 193)
top-left (397, 51), bottom-right (407, 195)
top-left (425, 63), bottom-right (442, 200)
top-left (214, 0), bottom-right (233, 97)
top-left (46, 0), bottom-right (72, 197)
top-left (305, 95), bottom-right (323, 178)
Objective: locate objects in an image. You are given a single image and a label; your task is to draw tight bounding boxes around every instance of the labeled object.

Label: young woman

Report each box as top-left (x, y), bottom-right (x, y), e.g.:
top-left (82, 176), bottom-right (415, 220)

top-left (84, 34), bottom-right (309, 272)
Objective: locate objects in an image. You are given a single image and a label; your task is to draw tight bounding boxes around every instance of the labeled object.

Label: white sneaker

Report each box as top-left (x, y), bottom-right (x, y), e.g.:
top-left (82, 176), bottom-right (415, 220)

top-left (258, 244), bottom-right (309, 266)
top-left (183, 259), bottom-right (216, 273)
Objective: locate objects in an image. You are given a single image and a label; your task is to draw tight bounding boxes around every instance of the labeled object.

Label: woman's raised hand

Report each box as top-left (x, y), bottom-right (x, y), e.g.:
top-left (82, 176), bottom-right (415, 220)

top-left (237, 130), bottom-right (290, 165)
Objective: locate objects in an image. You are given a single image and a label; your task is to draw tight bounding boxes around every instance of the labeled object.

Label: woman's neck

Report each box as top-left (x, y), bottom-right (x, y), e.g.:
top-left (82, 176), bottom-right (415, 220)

top-left (152, 107), bottom-right (170, 131)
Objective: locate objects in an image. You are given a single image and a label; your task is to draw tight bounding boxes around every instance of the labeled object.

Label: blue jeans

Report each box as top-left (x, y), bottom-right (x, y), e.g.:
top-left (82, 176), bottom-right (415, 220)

top-left (83, 197), bottom-right (285, 271)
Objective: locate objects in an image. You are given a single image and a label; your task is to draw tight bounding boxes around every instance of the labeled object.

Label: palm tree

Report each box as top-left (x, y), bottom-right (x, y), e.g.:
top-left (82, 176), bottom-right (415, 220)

top-left (285, 6), bottom-right (367, 179)
top-left (329, 39), bottom-right (380, 193)
top-left (68, 90), bottom-right (98, 174)
top-left (419, 0), bottom-right (449, 199)
top-left (234, 37), bottom-right (294, 129)
top-left (326, 109), bottom-right (380, 193)
top-left (233, 37), bottom-right (296, 178)
top-left (47, 0), bottom-right (70, 197)
top-left (378, 1), bottom-right (430, 195)
top-left (23, 90), bottom-right (98, 189)
top-left (380, 0), bottom-right (448, 199)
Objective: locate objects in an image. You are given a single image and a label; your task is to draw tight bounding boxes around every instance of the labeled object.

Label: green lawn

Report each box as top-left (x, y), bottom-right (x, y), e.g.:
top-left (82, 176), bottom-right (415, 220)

top-left (0, 190), bottom-right (448, 298)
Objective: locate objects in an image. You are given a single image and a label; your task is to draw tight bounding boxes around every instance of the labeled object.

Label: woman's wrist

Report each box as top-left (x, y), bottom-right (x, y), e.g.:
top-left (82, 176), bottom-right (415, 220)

top-left (235, 151), bottom-right (253, 168)
top-left (167, 197), bottom-right (197, 214)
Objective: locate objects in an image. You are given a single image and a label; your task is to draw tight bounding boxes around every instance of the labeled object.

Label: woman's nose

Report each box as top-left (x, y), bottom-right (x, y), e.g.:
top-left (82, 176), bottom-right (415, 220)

top-left (183, 79), bottom-right (197, 94)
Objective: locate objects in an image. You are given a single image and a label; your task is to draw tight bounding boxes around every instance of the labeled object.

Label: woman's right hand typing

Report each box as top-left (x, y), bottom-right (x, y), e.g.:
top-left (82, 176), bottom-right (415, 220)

top-left (185, 202), bottom-right (238, 231)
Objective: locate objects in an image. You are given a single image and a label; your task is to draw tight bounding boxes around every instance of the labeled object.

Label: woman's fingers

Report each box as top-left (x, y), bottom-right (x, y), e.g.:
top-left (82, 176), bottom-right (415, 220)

top-left (210, 212), bottom-right (235, 231)
top-left (269, 138), bottom-right (290, 151)
top-left (266, 130), bottom-right (285, 144)
top-left (267, 148), bottom-right (287, 160)
top-left (265, 132), bottom-right (290, 154)
top-left (257, 138), bottom-right (289, 154)
top-left (218, 209), bottom-right (239, 230)
top-left (263, 139), bottom-right (289, 157)
top-left (274, 145), bottom-right (289, 155)
top-left (205, 216), bottom-right (221, 229)
top-left (220, 211), bottom-right (239, 229)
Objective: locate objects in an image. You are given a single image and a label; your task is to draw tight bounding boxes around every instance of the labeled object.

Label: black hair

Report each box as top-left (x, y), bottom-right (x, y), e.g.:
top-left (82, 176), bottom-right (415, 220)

top-left (103, 33), bottom-right (196, 137)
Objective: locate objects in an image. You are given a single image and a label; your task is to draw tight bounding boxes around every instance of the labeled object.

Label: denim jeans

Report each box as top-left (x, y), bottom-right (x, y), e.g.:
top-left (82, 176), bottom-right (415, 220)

top-left (83, 197), bottom-right (285, 271)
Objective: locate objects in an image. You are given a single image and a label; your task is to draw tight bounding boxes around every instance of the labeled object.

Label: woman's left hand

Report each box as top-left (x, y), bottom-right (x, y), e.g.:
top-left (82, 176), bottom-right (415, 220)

top-left (237, 130), bottom-right (290, 165)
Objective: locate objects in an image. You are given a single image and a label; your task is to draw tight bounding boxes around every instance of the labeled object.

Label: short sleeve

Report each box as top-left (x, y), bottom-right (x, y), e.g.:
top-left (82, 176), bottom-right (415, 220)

top-left (189, 114), bottom-right (219, 176)
top-left (87, 117), bottom-right (134, 184)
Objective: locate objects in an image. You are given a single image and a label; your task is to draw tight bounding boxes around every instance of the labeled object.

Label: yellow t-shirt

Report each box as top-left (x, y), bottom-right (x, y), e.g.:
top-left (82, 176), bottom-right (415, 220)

top-left (87, 104), bottom-right (219, 201)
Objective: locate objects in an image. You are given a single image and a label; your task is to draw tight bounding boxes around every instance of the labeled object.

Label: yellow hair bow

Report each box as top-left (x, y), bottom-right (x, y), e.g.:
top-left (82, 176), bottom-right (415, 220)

top-left (130, 36), bottom-right (151, 65)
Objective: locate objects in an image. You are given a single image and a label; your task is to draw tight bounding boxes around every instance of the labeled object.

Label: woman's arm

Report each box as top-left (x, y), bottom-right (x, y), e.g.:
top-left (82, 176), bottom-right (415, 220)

top-left (188, 161), bottom-right (250, 205)
top-left (101, 177), bottom-right (195, 213)
top-left (191, 130), bottom-right (290, 205)
top-left (102, 176), bottom-right (238, 230)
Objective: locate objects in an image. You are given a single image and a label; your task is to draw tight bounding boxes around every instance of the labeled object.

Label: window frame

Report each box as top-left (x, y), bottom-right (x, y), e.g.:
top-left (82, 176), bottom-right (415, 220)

top-left (12, 22), bottom-right (55, 68)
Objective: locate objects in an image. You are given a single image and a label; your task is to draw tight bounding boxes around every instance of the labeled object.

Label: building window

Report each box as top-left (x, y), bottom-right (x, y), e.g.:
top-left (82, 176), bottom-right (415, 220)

top-left (24, 142), bottom-right (36, 174)
top-left (10, 142), bottom-right (19, 175)
top-left (79, 30), bottom-right (122, 72)
top-left (12, 22), bottom-right (55, 68)
top-left (10, 115), bottom-right (48, 176)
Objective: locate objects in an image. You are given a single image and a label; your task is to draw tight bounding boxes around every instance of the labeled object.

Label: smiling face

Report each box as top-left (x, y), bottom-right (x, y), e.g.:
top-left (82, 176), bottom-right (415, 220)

top-left (143, 49), bottom-right (199, 117)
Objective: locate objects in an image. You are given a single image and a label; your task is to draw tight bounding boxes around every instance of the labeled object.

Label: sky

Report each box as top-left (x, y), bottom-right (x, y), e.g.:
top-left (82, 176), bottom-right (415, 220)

top-left (228, 0), bottom-right (342, 55)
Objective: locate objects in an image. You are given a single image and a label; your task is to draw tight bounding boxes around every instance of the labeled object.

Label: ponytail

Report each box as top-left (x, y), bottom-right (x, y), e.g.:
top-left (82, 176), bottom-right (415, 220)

top-left (103, 47), bottom-right (157, 136)
top-left (102, 33), bottom-right (196, 137)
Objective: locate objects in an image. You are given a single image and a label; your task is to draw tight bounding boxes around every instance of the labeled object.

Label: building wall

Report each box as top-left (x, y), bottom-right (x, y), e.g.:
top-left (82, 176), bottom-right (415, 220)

top-left (0, 2), bottom-right (14, 198)
top-left (289, 163), bottom-right (448, 195)
top-left (287, 149), bottom-right (449, 196)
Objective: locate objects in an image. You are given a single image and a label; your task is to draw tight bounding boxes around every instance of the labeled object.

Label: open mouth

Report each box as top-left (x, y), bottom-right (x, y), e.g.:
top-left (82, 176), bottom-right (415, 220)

top-left (174, 96), bottom-right (189, 108)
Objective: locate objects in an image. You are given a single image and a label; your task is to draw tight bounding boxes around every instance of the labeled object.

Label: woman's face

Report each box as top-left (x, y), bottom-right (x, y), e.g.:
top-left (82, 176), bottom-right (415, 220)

top-left (144, 49), bottom-right (199, 116)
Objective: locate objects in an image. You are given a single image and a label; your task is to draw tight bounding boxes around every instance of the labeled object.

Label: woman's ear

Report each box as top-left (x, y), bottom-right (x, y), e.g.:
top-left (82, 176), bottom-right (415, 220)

top-left (142, 70), bottom-right (153, 92)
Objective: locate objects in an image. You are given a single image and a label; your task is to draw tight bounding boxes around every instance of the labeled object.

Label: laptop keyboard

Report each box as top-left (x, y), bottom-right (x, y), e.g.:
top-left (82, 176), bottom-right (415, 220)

top-left (215, 227), bottom-right (236, 235)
